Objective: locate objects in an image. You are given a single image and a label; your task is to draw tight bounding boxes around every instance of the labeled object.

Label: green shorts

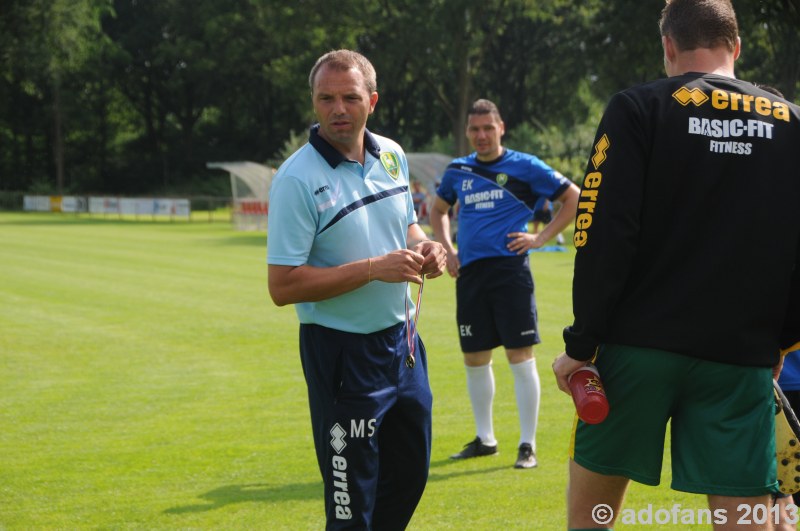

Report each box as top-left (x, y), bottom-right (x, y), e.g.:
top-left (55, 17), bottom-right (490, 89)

top-left (570, 344), bottom-right (777, 496)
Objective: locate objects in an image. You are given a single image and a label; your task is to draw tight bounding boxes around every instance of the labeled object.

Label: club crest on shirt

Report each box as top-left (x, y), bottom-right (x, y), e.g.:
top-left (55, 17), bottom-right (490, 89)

top-left (496, 173), bottom-right (508, 186)
top-left (380, 152), bottom-right (400, 180)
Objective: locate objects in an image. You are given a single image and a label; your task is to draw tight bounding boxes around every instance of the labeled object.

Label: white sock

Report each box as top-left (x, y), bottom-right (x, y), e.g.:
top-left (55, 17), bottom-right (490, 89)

top-left (465, 362), bottom-right (496, 446)
top-left (510, 358), bottom-right (540, 450)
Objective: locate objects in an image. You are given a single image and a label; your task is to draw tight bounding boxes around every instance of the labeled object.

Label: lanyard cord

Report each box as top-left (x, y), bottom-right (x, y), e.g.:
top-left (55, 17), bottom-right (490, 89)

top-left (404, 276), bottom-right (425, 368)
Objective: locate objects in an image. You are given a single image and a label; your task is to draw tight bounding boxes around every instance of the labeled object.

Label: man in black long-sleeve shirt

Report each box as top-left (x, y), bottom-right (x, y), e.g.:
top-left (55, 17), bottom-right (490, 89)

top-left (552, 1), bottom-right (800, 529)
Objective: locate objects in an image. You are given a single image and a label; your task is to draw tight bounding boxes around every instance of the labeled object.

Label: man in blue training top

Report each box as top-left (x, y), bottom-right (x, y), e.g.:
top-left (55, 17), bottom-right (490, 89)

top-left (429, 99), bottom-right (579, 469)
top-left (267, 49), bottom-right (446, 529)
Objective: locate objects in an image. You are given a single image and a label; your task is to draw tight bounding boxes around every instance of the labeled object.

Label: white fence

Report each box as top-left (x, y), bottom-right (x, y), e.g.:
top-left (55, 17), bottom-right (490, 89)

top-left (24, 195), bottom-right (190, 219)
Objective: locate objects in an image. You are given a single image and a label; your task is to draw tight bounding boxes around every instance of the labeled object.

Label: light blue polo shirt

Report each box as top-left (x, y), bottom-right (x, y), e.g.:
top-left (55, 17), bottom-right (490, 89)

top-left (267, 125), bottom-right (417, 334)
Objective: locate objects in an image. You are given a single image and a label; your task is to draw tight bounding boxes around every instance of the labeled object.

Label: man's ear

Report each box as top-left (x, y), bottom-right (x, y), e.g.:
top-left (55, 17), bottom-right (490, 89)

top-left (662, 35), bottom-right (676, 63)
top-left (369, 92), bottom-right (379, 114)
top-left (662, 35), bottom-right (678, 76)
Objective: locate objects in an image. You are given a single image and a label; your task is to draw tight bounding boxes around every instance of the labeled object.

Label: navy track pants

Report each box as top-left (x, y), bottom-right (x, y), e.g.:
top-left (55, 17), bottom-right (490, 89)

top-left (299, 322), bottom-right (433, 530)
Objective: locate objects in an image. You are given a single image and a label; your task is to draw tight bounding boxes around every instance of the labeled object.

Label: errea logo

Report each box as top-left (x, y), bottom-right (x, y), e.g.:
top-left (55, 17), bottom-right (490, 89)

top-left (673, 87), bottom-right (709, 107)
top-left (329, 423), bottom-right (352, 521)
top-left (330, 423), bottom-right (347, 454)
top-left (591, 134), bottom-right (610, 170)
top-left (331, 454), bottom-right (352, 520)
top-left (673, 85), bottom-right (791, 122)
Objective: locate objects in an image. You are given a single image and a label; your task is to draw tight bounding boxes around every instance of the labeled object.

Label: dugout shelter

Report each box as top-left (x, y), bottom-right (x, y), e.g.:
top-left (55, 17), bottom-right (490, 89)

top-left (207, 161), bottom-right (275, 231)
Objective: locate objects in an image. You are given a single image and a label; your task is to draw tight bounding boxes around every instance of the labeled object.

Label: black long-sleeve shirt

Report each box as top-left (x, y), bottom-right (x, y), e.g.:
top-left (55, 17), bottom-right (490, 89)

top-left (564, 73), bottom-right (800, 367)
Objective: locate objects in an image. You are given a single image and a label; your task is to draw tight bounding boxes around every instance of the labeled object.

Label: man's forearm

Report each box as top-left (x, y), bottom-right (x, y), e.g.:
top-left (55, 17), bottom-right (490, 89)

top-left (539, 184), bottom-right (579, 243)
top-left (429, 211), bottom-right (455, 252)
top-left (268, 261), bottom-right (370, 306)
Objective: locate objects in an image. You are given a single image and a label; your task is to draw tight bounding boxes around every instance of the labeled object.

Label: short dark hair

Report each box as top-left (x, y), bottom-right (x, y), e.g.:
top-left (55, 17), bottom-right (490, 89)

top-left (754, 84), bottom-right (784, 99)
top-left (659, 0), bottom-right (738, 53)
top-left (468, 99), bottom-right (503, 121)
top-left (308, 49), bottom-right (377, 94)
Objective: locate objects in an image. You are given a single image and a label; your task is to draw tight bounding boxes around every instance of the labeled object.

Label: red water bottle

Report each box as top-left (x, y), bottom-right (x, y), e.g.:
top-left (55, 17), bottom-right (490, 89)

top-left (568, 363), bottom-right (609, 424)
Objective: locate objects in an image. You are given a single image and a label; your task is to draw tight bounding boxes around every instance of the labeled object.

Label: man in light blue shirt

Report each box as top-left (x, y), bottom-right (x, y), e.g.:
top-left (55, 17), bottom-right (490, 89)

top-left (268, 49), bottom-right (446, 530)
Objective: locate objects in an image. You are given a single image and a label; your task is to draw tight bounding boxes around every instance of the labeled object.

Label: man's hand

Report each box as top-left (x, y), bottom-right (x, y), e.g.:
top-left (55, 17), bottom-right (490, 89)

top-left (411, 240), bottom-right (447, 279)
top-left (552, 352), bottom-right (589, 395)
top-left (774, 354), bottom-right (786, 381)
top-left (507, 231), bottom-right (544, 254)
top-left (443, 248), bottom-right (460, 277)
top-left (371, 249), bottom-right (426, 284)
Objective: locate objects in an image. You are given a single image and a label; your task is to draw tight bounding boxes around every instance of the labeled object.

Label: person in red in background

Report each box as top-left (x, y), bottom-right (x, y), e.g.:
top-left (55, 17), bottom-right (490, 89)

top-left (411, 180), bottom-right (428, 223)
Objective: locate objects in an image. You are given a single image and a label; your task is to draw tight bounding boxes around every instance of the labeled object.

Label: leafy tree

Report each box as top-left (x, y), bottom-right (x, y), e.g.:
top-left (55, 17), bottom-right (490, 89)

top-left (736, 0), bottom-right (800, 100)
top-left (104, 0), bottom-right (214, 191)
top-left (1, 0), bottom-right (797, 195)
top-left (35, 0), bottom-right (111, 194)
top-left (364, 0), bottom-right (527, 155)
top-left (0, 1), bottom-right (49, 191)
top-left (245, 0), bottom-right (365, 161)
top-left (0, 0), bottom-right (112, 193)
top-left (581, 0), bottom-right (665, 101)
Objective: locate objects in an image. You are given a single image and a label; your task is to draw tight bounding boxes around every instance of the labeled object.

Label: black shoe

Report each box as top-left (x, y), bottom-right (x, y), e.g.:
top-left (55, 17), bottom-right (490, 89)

top-left (450, 436), bottom-right (498, 460)
top-left (514, 443), bottom-right (537, 469)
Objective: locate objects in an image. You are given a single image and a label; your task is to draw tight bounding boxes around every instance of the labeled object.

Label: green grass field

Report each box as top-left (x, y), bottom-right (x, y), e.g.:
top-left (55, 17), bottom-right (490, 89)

top-left (0, 213), bottom-right (719, 530)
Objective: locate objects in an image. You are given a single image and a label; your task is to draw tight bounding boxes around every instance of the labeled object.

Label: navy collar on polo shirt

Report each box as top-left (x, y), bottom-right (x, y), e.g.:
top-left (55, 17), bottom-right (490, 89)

top-left (308, 123), bottom-right (382, 169)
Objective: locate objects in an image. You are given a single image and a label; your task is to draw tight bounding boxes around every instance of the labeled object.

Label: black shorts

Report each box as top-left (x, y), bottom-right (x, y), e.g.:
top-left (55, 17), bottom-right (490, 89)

top-left (455, 255), bottom-right (540, 352)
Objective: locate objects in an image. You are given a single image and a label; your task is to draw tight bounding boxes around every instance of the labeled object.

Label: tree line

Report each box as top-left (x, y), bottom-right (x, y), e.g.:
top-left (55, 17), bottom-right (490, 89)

top-left (1, 0), bottom-right (797, 196)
